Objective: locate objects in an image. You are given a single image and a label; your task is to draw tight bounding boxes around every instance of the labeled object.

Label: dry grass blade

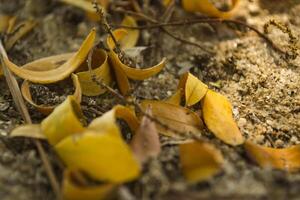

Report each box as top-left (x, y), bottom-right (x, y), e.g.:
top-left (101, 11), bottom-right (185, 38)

top-left (0, 40), bottom-right (61, 197)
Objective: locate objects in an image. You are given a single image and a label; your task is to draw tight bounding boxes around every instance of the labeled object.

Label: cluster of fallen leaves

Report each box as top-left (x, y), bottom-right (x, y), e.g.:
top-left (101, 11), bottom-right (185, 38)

top-left (1, 0), bottom-right (300, 199)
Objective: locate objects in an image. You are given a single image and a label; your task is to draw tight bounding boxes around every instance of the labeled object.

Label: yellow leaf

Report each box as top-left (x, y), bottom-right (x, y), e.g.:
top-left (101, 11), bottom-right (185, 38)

top-left (76, 49), bottom-right (113, 96)
top-left (201, 89), bottom-right (244, 145)
top-left (140, 100), bottom-right (203, 137)
top-left (107, 29), bottom-right (166, 94)
top-left (10, 124), bottom-right (46, 139)
top-left (88, 108), bottom-right (122, 139)
top-left (21, 74), bottom-right (82, 115)
top-left (22, 53), bottom-right (73, 71)
top-left (114, 105), bottom-right (140, 133)
top-left (120, 16), bottom-right (139, 49)
top-left (62, 170), bottom-right (115, 200)
top-left (88, 105), bottom-right (139, 136)
top-left (4, 28), bottom-right (96, 83)
top-left (5, 20), bottom-right (37, 50)
top-left (55, 130), bottom-right (141, 183)
top-left (180, 141), bottom-right (224, 183)
top-left (244, 141), bottom-right (300, 172)
top-left (182, 0), bottom-right (240, 19)
top-left (41, 96), bottom-right (85, 145)
top-left (0, 15), bottom-right (10, 33)
top-left (122, 57), bottom-right (166, 81)
top-left (108, 51), bottom-right (131, 95)
top-left (165, 89), bottom-right (183, 105)
top-left (179, 72), bottom-right (208, 106)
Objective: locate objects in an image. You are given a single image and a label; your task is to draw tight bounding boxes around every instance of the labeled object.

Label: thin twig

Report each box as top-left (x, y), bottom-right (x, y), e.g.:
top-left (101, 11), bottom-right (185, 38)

top-left (112, 15), bottom-right (286, 55)
top-left (113, 8), bottom-right (210, 53)
top-left (0, 40), bottom-right (61, 198)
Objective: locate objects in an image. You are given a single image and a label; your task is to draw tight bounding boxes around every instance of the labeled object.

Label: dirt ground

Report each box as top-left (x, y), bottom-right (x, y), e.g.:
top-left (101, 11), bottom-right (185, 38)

top-left (0, 0), bottom-right (299, 199)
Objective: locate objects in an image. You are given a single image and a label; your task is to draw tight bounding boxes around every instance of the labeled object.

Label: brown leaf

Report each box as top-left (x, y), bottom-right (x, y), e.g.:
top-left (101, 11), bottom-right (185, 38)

top-left (131, 107), bottom-right (161, 163)
top-left (140, 100), bottom-right (203, 137)
top-left (180, 141), bottom-right (224, 183)
top-left (245, 141), bottom-right (300, 172)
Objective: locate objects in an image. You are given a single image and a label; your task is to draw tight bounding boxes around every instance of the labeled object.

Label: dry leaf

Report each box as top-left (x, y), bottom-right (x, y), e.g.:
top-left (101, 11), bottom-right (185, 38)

top-left (244, 141), bottom-right (300, 172)
top-left (201, 89), bottom-right (244, 145)
top-left (140, 100), bottom-right (203, 137)
top-left (63, 170), bottom-right (115, 200)
top-left (0, 15), bottom-right (10, 33)
top-left (55, 130), bottom-right (141, 183)
top-left (179, 72), bottom-right (208, 106)
top-left (165, 88), bottom-right (183, 105)
top-left (10, 124), bottom-right (45, 139)
top-left (76, 49), bottom-right (113, 96)
top-left (41, 96), bottom-right (85, 145)
top-left (107, 29), bottom-right (166, 94)
top-left (120, 16), bottom-right (139, 49)
top-left (21, 74), bottom-right (82, 115)
top-left (131, 107), bottom-right (161, 163)
top-left (4, 28), bottom-right (96, 83)
top-left (180, 141), bottom-right (224, 183)
top-left (114, 105), bottom-right (140, 132)
top-left (182, 0), bottom-right (240, 19)
top-left (22, 53), bottom-right (73, 71)
top-left (5, 19), bottom-right (37, 50)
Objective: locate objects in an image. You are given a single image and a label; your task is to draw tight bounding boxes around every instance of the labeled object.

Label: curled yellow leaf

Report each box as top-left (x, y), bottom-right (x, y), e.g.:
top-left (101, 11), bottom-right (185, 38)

top-left (108, 52), bottom-right (131, 95)
top-left (55, 130), bottom-right (141, 183)
top-left (245, 141), bottom-right (300, 172)
top-left (41, 96), bottom-right (85, 145)
top-left (114, 105), bottom-right (139, 133)
top-left (182, 0), bottom-right (240, 19)
top-left (21, 74), bottom-right (82, 115)
top-left (76, 49), bottom-right (113, 96)
top-left (202, 89), bottom-right (244, 145)
top-left (120, 16), bottom-right (139, 49)
top-left (10, 124), bottom-right (45, 139)
top-left (140, 100), bottom-right (203, 137)
top-left (0, 15), bottom-right (10, 33)
top-left (165, 89), bottom-right (183, 105)
top-left (62, 170), bottom-right (115, 200)
top-left (4, 28), bottom-right (96, 83)
top-left (5, 19), bottom-right (37, 50)
top-left (22, 53), bottom-right (73, 71)
top-left (180, 141), bottom-right (224, 183)
top-left (179, 72), bottom-right (208, 106)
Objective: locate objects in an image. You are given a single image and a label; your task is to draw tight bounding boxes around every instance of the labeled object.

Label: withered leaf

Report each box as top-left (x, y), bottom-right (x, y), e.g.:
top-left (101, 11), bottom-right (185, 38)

top-left (4, 28), bottom-right (96, 83)
top-left (131, 107), bottom-right (161, 164)
top-left (120, 16), bottom-right (139, 49)
top-left (10, 124), bottom-right (45, 139)
top-left (76, 49), bottom-right (113, 96)
top-left (201, 89), bottom-right (244, 145)
top-left (182, 0), bottom-right (240, 19)
top-left (245, 141), bottom-right (300, 172)
top-left (178, 72), bottom-right (208, 106)
top-left (41, 96), bottom-right (85, 145)
top-left (140, 100), bottom-right (203, 137)
top-left (62, 170), bottom-right (115, 200)
top-left (21, 74), bottom-right (82, 115)
top-left (55, 130), bottom-right (141, 183)
top-left (180, 141), bottom-right (224, 183)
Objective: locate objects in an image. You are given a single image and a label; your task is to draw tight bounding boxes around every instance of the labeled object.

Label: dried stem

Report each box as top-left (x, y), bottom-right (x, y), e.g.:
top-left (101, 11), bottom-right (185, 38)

top-left (112, 13), bottom-right (287, 56)
top-left (0, 40), bottom-right (61, 198)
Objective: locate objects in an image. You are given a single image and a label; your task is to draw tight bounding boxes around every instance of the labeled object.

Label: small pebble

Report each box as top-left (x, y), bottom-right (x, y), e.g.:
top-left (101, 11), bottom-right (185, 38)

top-left (238, 118), bottom-right (247, 127)
top-left (275, 139), bottom-right (284, 148)
top-left (1, 151), bottom-right (15, 164)
top-left (290, 136), bottom-right (298, 143)
top-left (255, 135), bottom-right (265, 144)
